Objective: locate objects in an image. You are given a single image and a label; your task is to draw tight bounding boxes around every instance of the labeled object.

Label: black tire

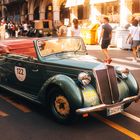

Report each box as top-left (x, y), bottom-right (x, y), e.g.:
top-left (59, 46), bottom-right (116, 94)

top-left (48, 87), bottom-right (78, 124)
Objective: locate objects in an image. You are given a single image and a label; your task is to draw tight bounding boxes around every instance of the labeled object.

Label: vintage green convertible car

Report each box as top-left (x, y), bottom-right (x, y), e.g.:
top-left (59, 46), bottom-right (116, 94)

top-left (0, 37), bottom-right (139, 123)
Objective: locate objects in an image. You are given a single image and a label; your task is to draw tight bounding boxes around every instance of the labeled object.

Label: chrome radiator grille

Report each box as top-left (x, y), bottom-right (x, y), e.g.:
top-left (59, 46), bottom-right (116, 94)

top-left (93, 65), bottom-right (119, 104)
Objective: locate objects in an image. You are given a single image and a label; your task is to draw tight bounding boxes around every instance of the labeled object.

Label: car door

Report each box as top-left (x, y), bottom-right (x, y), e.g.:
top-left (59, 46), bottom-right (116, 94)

top-left (4, 56), bottom-right (45, 95)
top-left (24, 60), bottom-right (46, 95)
top-left (1, 57), bottom-right (28, 91)
top-left (14, 58), bottom-right (46, 95)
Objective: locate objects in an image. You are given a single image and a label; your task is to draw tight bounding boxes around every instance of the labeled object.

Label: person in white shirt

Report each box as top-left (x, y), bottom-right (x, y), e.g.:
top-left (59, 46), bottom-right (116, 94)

top-left (126, 19), bottom-right (140, 62)
top-left (71, 18), bottom-right (81, 36)
top-left (0, 22), bottom-right (6, 40)
top-left (22, 21), bottom-right (28, 36)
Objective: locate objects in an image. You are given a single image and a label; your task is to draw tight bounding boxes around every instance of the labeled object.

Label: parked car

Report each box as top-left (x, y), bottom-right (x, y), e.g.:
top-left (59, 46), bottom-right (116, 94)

top-left (27, 20), bottom-right (53, 37)
top-left (0, 37), bottom-right (139, 123)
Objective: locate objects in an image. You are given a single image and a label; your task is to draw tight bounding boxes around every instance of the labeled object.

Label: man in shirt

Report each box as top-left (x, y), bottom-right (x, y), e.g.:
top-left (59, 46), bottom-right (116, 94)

top-left (99, 17), bottom-right (112, 64)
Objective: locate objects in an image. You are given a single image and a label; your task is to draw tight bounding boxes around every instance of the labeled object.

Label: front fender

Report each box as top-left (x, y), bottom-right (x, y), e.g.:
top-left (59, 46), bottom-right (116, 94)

top-left (125, 73), bottom-right (139, 96)
top-left (39, 74), bottom-right (83, 109)
top-left (81, 85), bottom-right (100, 107)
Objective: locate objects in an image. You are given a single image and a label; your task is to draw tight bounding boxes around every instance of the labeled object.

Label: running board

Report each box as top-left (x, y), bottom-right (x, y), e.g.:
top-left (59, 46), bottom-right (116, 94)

top-left (0, 84), bottom-right (41, 104)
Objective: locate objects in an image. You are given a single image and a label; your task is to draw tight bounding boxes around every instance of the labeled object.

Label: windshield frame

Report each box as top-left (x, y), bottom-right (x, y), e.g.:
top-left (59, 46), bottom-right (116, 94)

top-left (36, 36), bottom-right (87, 58)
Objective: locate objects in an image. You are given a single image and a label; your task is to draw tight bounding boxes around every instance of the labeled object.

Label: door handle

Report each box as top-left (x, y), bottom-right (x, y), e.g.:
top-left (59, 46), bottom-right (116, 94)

top-left (32, 69), bottom-right (39, 72)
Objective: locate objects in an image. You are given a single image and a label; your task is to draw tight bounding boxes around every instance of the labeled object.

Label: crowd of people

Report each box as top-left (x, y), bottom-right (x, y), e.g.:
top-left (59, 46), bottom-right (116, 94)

top-left (56, 17), bottom-right (140, 63)
top-left (0, 17), bottom-right (140, 63)
top-left (0, 18), bottom-right (81, 40)
top-left (0, 19), bottom-right (30, 39)
top-left (56, 18), bottom-right (81, 37)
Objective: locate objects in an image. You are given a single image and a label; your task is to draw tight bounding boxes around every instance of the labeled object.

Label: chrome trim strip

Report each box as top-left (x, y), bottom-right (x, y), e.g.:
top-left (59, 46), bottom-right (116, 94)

top-left (106, 65), bottom-right (120, 103)
top-left (93, 67), bottom-right (108, 103)
top-left (106, 65), bottom-right (114, 103)
top-left (76, 95), bottom-right (140, 114)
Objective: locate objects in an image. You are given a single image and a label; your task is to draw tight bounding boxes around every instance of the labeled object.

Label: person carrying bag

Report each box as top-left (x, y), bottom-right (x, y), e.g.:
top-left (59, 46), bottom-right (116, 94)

top-left (126, 19), bottom-right (140, 63)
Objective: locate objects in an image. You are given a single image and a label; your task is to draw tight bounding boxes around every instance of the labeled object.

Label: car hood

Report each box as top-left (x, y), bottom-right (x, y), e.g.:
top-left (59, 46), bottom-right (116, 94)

top-left (43, 54), bottom-right (104, 70)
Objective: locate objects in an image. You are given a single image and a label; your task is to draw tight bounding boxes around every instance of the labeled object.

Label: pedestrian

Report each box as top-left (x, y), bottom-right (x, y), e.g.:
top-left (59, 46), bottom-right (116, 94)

top-left (71, 18), bottom-right (81, 36)
top-left (57, 20), bottom-right (67, 37)
top-left (11, 23), bottom-right (16, 37)
top-left (0, 21), bottom-right (6, 40)
top-left (15, 24), bottom-right (19, 38)
top-left (22, 21), bottom-right (28, 36)
top-left (8, 21), bottom-right (14, 37)
top-left (99, 17), bottom-right (112, 64)
top-left (126, 19), bottom-right (140, 62)
top-left (19, 23), bottom-right (24, 36)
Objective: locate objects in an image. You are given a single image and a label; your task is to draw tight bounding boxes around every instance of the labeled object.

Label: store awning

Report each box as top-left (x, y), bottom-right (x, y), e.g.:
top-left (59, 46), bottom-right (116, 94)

top-left (65, 0), bottom-right (85, 7)
top-left (90, 0), bottom-right (116, 4)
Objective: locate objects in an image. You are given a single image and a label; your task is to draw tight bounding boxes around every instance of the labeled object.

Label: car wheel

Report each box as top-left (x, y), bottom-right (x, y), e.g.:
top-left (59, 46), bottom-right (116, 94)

top-left (48, 87), bottom-right (78, 124)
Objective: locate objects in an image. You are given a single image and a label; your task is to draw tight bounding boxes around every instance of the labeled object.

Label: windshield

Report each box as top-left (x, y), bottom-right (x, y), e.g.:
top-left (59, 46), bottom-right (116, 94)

top-left (37, 37), bottom-right (86, 57)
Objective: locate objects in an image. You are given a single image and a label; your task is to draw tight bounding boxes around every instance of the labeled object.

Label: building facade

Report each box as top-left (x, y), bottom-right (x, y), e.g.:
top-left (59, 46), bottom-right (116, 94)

top-left (0, 0), bottom-right (140, 26)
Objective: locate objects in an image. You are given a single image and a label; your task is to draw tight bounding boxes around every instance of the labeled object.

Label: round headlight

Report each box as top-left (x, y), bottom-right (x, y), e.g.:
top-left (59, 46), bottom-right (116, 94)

top-left (78, 72), bottom-right (91, 86)
top-left (116, 67), bottom-right (129, 79)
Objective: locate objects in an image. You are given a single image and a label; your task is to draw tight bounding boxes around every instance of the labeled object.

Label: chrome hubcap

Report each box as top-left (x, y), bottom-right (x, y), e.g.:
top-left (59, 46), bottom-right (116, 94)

top-left (54, 95), bottom-right (70, 116)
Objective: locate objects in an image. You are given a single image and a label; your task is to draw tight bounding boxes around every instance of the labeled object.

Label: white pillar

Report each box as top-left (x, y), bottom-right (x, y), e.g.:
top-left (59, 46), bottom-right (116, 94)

top-left (89, 4), bottom-right (101, 23)
top-left (40, 11), bottom-right (45, 20)
top-left (21, 15), bottom-right (25, 23)
top-left (28, 13), bottom-right (34, 21)
top-left (70, 7), bottom-right (78, 22)
top-left (2, 5), bottom-right (5, 17)
top-left (53, 5), bottom-right (60, 21)
top-left (120, 0), bottom-right (132, 26)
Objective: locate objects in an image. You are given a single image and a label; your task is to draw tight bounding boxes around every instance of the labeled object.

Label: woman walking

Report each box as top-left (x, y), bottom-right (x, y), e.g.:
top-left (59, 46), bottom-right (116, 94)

top-left (126, 19), bottom-right (140, 63)
top-left (71, 18), bottom-right (81, 37)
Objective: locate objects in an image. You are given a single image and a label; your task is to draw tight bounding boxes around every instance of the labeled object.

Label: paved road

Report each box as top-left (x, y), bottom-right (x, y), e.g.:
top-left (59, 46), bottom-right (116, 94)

top-left (0, 41), bottom-right (140, 140)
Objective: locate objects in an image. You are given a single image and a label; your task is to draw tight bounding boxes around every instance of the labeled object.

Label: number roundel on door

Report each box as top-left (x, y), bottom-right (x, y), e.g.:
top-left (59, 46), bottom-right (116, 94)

top-left (15, 66), bottom-right (26, 82)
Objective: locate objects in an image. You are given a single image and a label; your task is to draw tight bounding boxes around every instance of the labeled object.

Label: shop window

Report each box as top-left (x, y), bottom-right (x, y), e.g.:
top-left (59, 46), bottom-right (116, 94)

top-left (45, 4), bottom-right (53, 20)
top-left (100, 2), bottom-right (119, 23)
top-left (78, 5), bottom-right (89, 20)
top-left (78, 5), bottom-right (83, 20)
top-left (60, 2), bottom-right (70, 20)
top-left (132, 0), bottom-right (140, 13)
top-left (34, 7), bottom-right (39, 20)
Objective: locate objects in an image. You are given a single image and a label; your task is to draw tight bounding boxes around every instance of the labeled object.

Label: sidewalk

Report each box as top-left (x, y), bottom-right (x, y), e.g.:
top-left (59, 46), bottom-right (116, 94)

top-left (86, 44), bottom-right (140, 66)
top-left (86, 44), bottom-right (121, 51)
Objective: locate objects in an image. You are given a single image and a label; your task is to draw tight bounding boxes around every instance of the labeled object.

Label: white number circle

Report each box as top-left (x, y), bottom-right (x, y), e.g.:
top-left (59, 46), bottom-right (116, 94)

top-left (15, 66), bottom-right (26, 82)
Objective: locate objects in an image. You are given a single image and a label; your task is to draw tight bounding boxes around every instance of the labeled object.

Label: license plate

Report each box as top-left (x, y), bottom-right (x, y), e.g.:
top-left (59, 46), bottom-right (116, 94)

top-left (107, 105), bottom-right (123, 116)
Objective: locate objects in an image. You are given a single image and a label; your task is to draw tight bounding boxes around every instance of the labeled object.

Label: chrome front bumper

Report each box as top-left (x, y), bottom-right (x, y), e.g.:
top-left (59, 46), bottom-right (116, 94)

top-left (76, 95), bottom-right (140, 114)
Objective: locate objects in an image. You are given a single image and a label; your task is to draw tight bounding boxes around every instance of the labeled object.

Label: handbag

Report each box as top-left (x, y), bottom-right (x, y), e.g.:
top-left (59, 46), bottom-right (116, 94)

top-left (129, 37), bottom-right (133, 45)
